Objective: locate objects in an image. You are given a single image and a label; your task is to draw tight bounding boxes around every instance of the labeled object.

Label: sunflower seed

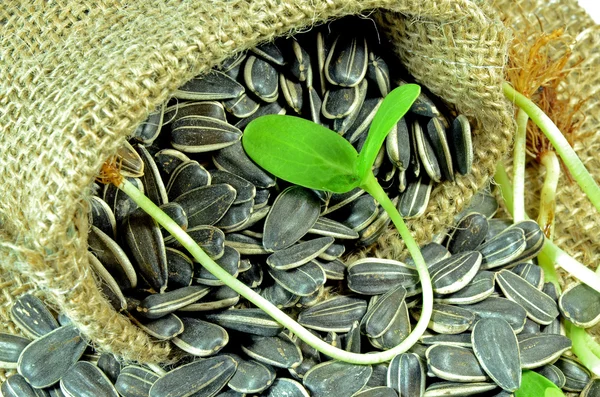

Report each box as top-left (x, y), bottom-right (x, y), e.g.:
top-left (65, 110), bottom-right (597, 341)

top-left (413, 119), bottom-right (441, 183)
top-left (385, 117), bottom-right (411, 171)
top-left (348, 258), bottom-right (419, 295)
top-left (227, 357), bottom-right (275, 394)
top-left (361, 285), bottom-right (407, 338)
top-left (225, 232), bottom-right (269, 255)
top-left (306, 86), bottom-right (323, 125)
top-left (158, 203), bottom-right (188, 236)
top-left (280, 73), bottom-right (304, 114)
top-left (163, 101), bottom-right (227, 127)
top-left (512, 263), bottom-right (544, 290)
top-left (89, 196), bottom-right (117, 240)
top-left (558, 282), bottom-right (600, 327)
top-left (521, 318), bottom-right (541, 334)
top-left (344, 98), bottom-right (382, 144)
top-left (225, 91), bottom-right (261, 118)
top-left (128, 313), bottom-right (184, 340)
top-left (387, 353), bottom-right (425, 397)
top-left (304, 361), bottom-right (372, 397)
top-left (164, 247), bottom-right (193, 289)
top-left (178, 286), bottom-right (240, 312)
top-left (423, 382), bottom-right (498, 396)
top-left (171, 317), bottom-right (229, 357)
top-left (426, 117), bottom-right (454, 181)
top-left (462, 297), bottom-right (527, 333)
top-left (149, 355), bottom-right (237, 397)
top-left (554, 357), bottom-right (591, 392)
top-left (194, 245), bottom-right (239, 286)
top-left (123, 209), bottom-right (168, 293)
top-left (414, 304), bottom-right (475, 334)
top-left (534, 364), bottom-right (566, 389)
top-left (137, 285), bottom-right (210, 319)
top-left (449, 115), bottom-right (473, 175)
top-left (447, 213), bottom-right (488, 254)
top-left (215, 200), bottom-right (254, 231)
top-left (332, 79), bottom-right (368, 134)
top-left (324, 35), bottom-right (368, 87)
top-left (10, 294), bottom-right (59, 340)
top-left (166, 160), bottom-right (211, 200)
top-left (581, 378), bottom-right (600, 397)
top-left (251, 42), bottom-right (285, 66)
top-left (333, 194), bottom-right (378, 232)
top-left (266, 237), bottom-right (334, 270)
top-left (471, 318), bottom-right (521, 391)
top-left (166, 225), bottom-right (225, 259)
top-left (456, 186), bottom-right (499, 221)
top-left (172, 184), bottom-right (236, 228)
top-left (410, 90), bottom-right (441, 118)
top-left (290, 40), bottom-right (312, 84)
top-left (429, 251), bottom-right (482, 294)
top-left (507, 220), bottom-right (545, 263)
top-left (115, 365), bottom-right (159, 397)
top-left (262, 377), bottom-right (310, 397)
top-left (313, 259), bottom-right (345, 281)
top-left (235, 101), bottom-right (286, 130)
top-left (541, 318), bottom-right (564, 336)
top-left (398, 173), bottom-right (432, 219)
top-left (477, 228), bottom-right (526, 270)
top-left (308, 216), bottom-right (360, 239)
top-left (426, 345), bottom-right (488, 382)
top-left (203, 308), bottom-right (282, 336)
top-left (173, 70), bottom-right (244, 100)
top-left (103, 177), bottom-right (144, 223)
top-left (88, 253), bottom-right (127, 311)
top-left (242, 333), bottom-right (303, 369)
top-left (210, 170), bottom-right (256, 205)
top-left (322, 84), bottom-right (362, 119)
top-left (60, 361), bottom-right (119, 397)
top-left (404, 242), bottom-right (452, 268)
top-left (269, 261), bottom-right (326, 297)
top-left (367, 53), bottom-right (391, 97)
top-left (88, 225), bottom-right (138, 290)
top-left (260, 282), bottom-right (301, 308)
top-left (135, 144), bottom-right (168, 206)
top-left (116, 141), bottom-right (145, 178)
top-left (17, 325), bottom-right (88, 388)
top-left (435, 270), bottom-right (495, 305)
top-left (244, 55), bottom-right (279, 102)
top-left (0, 334), bottom-right (30, 369)
top-left (171, 115), bottom-right (242, 153)
top-left (213, 141), bottom-right (276, 188)
top-left (298, 295), bottom-right (367, 332)
top-left (496, 269), bottom-right (559, 325)
top-left (1, 374), bottom-right (41, 397)
top-left (420, 333), bottom-right (472, 347)
top-left (369, 300), bottom-right (411, 350)
top-left (517, 333), bottom-right (571, 369)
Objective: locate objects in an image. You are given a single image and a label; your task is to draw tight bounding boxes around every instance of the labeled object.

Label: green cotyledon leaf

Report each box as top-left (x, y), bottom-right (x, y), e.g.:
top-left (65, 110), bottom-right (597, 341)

top-left (242, 115), bottom-right (360, 193)
top-left (515, 370), bottom-right (565, 397)
top-left (357, 83), bottom-right (420, 183)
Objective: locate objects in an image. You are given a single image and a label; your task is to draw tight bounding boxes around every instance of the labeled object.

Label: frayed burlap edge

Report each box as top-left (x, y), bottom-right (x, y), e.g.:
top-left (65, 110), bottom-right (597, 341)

top-left (0, 0), bottom-right (512, 366)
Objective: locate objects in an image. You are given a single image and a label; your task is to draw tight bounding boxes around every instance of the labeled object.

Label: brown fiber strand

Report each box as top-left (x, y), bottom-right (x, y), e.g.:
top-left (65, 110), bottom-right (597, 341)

top-left (0, 0), bottom-right (515, 365)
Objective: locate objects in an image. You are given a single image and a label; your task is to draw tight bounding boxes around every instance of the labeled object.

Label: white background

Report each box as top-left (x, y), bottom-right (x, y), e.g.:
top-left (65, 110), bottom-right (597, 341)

top-left (578, 0), bottom-right (600, 24)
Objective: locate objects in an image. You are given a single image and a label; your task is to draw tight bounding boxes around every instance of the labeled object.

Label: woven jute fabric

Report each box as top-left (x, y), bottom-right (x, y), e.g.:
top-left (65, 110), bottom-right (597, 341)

top-left (0, 0), bottom-right (513, 368)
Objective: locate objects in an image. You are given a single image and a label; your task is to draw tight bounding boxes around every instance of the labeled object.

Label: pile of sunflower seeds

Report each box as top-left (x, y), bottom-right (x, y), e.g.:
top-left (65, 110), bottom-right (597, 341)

top-left (2, 15), bottom-right (599, 397)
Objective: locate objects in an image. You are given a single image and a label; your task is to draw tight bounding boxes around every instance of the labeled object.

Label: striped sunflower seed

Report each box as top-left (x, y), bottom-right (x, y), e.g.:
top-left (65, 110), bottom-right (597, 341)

top-left (303, 361), bottom-right (372, 397)
top-left (423, 381), bottom-right (497, 397)
top-left (315, 259), bottom-right (346, 281)
top-left (171, 115), bottom-right (242, 153)
top-left (347, 258), bottom-right (419, 295)
top-left (1, 374), bottom-right (40, 397)
top-left (517, 333), bottom-right (571, 369)
top-left (471, 318), bottom-right (521, 392)
top-left (263, 186), bottom-right (321, 251)
top-left (88, 253), bottom-right (127, 311)
top-left (204, 308), bottom-right (283, 336)
top-left (159, 203), bottom-right (188, 236)
top-left (88, 225), bottom-right (138, 290)
top-left (89, 195), bottom-right (117, 240)
top-left (558, 282), bottom-right (600, 328)
top-left (10, 294), bottom-right (59, 340)
top-left (297, 295), bottom-right (367, 333)
top-left (172, 317), bottom-right (229, 357)
top-left (194, 245), bottom-right (240, 286)
top-left (267, 237), bottom-right (334, 270)
top-left (165, 247), bottom-right (194, 289)
top-left (116, 141), bottom-right (145, 178)
top-left (178, 285), bottom-right (240, 312)
top-left (163, 101), bottom-right (227, 127)
top-left (495, 269), bottom-right (559, 325)
top-left (344, 97), bottom-right (382, 144)
top-left (449, 114), bottom-right (473, 175)
top-left (361, 285), bottom-right (407, 339)
top-left (507, 220), bottom-right (545, 263)
top-left (60, 361), bottom-right (119, 397)
top-left (534, 364), bottom-right (566, 389)
top-left (477, 228), bottom-right (526, 270)
top-left (308, 216), bottom-right (360, 239)
top-left (235, 100), bottom-right (286, 130)
top-left (369, 300), bottom-right (411, 350)
top-left (173, 70), bottom-right (244, 100)
top-left (213, 141), bottom-right (276, 188)
top-left (103, 177), bottom-right (145, 223)
top-left (128, 313), bottom-right (184, 340)
top-left (426, 117), bottom-right (454, 181)
top-left (241, 333), bottom-right (303, 369)
top-left (461, 297), bottom-right (527, 333)
top-left (426, 345), bottom-right (488, 382)
top-left (244, 55), bottom-right (279, 102)
top-left (414, 303), bottom-right (475, 334)
top-left (447, 212), bottom-right (489, 254)
top-left (344, 321), bottom-right (361, 353)
top-left (334, 194), bottom-right (378, 232)
top-left (268, 261), bottom-right (326, 297)
top-left (429, 251), bottom-right (482, 295)
top-left (136, 285), bottom-right (210, 319)
top-left (166, 160), bottom-right (211, 201)
top-left (554, 357), bottom-right (591, 392)
top-left (0, 333), bottom-right (30, 369)
top-left (385, 117), bottom-right (411, 171)
top-left (290, 39), bottom-right (312, 84)
top-left (420, 332), bottom-right (472, 348)
top-left (512, 263), bottom-right (545, 290)
top-left (367, 53), bottom-right (391, 96)
top-left (413, 119), bottom-right (441, 183)
top-left (149, 355), bottom-right (237, 397)
top-left (434, 270), bottom-right (495, 305)
top-left (223, 91), bottom-right (260, 118)
top-left (581, 378), bottom-right (600, 397)
top-left (135, 144), bottom-right (168, 206)
top-left (398, 173), bottom-right (432, 218)
top-left (17, 325), bottom-right (88, 388)
top-left (173, 184), bottom-right (236, 228)
top-left (324, 35), bottom-right (368, 87)
top-left (263, 378), bottom-right (310, 397)
top-left (115, 365), bottom-right (159, 397)
top-left (210, 169), bottom-right (256, 205)
top-left (227, 356), bottom-right (276, 394)
top-left (280, 73), bottom-right (304, 114)
top-left (322, 84), bottom-right (363, 120)
top-left (165, 225), bottom-right (225, 259)
top-left (387, 353), bottom-right (425, 397)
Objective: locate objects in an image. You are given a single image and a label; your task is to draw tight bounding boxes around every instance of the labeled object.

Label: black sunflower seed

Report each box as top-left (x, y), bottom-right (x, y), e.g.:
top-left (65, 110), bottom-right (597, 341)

top-left (165, 247), bottom-right (193, 289)
top-left (398, 173), bottom-right (432, 218)
top-left (461, 297), bottom-right (527, 333)
top-left (348, 258), bottom-right (419, 295)
top-left (204, 308), bottom-right (283, 336)
top-left (387, 353), bottom-right (425, 397)
top-left (267, 237), bottom-right (334, 270)
top-left (241, 333), bottom-right (303, 369)
top-left (88, 253), bottom-right (127, 311)
top-left (449, 114), bottom-right (473, 175)
top-left (173, 70), bottom-right (244, 100)
top-left (116, 142), bottom-right (145, 178)
top-left (149, 355), bottom-right (237, 397)
top-left (414, 304), bottom-right (475, 335)
top-left (512, 262), bottom-right (544, 290)
top-left (60, 361), bottom-right (119, 397)
top-left (269, 261), bottom-right (326, 297)
top-left (361, 285), bottom-right (407, 338)
top-left (128, 313), bottom-right (184, 340)
top-left (163, 101), bottom-right (227, 127)
top-left (115, 365), bottom-right (159, 397)
top-left (10, 294), bottom-right (59, 340)
top-left (581, 378), bottom-right (600, 397)
top-left (423, 381), bottom-right (497, 396)
top-left (435, 270), bottom-right (495, 305)
top-left (298, 295), bottom-right (367, 333)
top-left (344, 97), bottom-right (382, 144)
top-left (1, 374), bottom-right (40, 397)
top-left (173, 317), bottom-right (229, 357)
top-left (426, 117), bottom-right (454, 181)
top-left (244, 55), bottom-right (279, 102)
top-left (260, 282), bottom-right (300, 308)
top-left (135, 144), bottom-right (168, 206)
top-left (251, 42), bottom-right (285, 66)
top-left (369, 300), bottom-right (411, 350)
top-left (263, 378), bottom-right (310, 397)
top-left (166, 160), bottom-right (211, 201)
top-left (303, 361), bottom-right (372, 397)
top-left (173, 184), bottom-right (236, 228)
top-left (223, 91), bottom-right (260, 118)
top-left (165, 225), bottom-right (225, 259)
top-left (426, 345), bottom-right (488, 382)
top-left (227, 356), bottom-right (276, 394)
top-left (159, 203), bottom-right (188, 236)
top-left (308, 216), bottom-right (360, 239)
top-left (171, 115), bottom-right (242, 153)
top-left (447, 212), bottom-right (489, 254)
top-left (429, 251), bottom-right (482, 295)
top-left (367, 53), bottom-right (391, 97)
top-left (477, 228), bottom-right (526, 270)
top-left (136, 285), bottom-right (210, 319)
top-left (90, 196), bottom-right (117, 239)
top-left (0, 334), bottom-right (30, 369)
top-left (178, 285), bottom-right (240, 312)
top-left (103, 177), bottom-right (144, 223)
top-left (213, 141), bottom-right (276, 188)
top-left (194, 245), bottom-right (240, 286)
top-left (554, 357), bottom-right (591, 392)
top-left (235, 101), bottom-right (286, 130)
top-left (290, 40), bottom-right (312, 84)
top-left (534, 364), bottom-right (566, 389)
top-left (517, 333), bottom-right (571, 369)
top-left (280, 73), bottom-right (304, 114)
top-left (324, 35), bottom-right (368, 87)
top-left (558, 282), bottom-right (600, 328)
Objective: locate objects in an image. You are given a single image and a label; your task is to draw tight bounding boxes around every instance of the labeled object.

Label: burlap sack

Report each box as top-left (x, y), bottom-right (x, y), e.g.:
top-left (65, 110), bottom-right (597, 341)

top-left (0, 0), bottom-right (514, 371)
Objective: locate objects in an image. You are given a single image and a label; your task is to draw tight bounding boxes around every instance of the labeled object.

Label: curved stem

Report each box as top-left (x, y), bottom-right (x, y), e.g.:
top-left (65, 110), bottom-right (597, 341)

top-left (503, 82), bottom-right (600, 214)
top-left (361, 172), bottom-right (433, 351)
top-left (120, 178), bottom-right (427, 365)
top-left (513, 108), bottom-right (529, 223)
top-left (538, 151), bottom-right (560, 240)
top-left (565, 321), bottom-right (600, 377)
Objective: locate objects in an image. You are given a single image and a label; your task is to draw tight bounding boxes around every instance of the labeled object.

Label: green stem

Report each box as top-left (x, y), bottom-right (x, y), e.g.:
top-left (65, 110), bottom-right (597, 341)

top-left (120, 178), bottom-right (428, 365)
top-left (495, 162), bottom-right (515, 215)
top-left (538, 151), bottom-right (560, 240)
top-left (503, 82), bottom-right (600, 215)
top-left (513, 108), bottom-right (529, 223)
top-left (361, 172), bottom-right (433, 350)
top-left (565, 321), bottom-right (600, 377)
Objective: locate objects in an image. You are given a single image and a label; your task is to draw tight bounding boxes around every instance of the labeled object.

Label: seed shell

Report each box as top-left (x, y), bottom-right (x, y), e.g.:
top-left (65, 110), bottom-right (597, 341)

top-left (60, 361), bottom-right (119, 397)
top-left (495, 269), bottom-right (559, 324)
top-left (90, 196), bottom-right (117, 239)
top-left (297, 295), bottom-right (367, 332)
top-left (322, 85), bottom-right (361, 119)
top-left (534, 364), bottom-right (566, 389)
top-left (166, 225), bottom-right (225, 259)
top-left (461, 297), bottom-right (527, 333)
top-left (324, 35), bottom-right (368, 87)
top-left (88, 225), bottom-right (138, 291)
top-left (17, 325), bottom-right (88, 388)
top-left (517, 333), bottom-right (571, 369)
top-left (308, 216), bottom-right (360, 239)
top-left (450, 114), bottom-right (473, 175)
top-left (166, 160), bottom-right (211, 201)
top-left (213, 141), bottom-right (276, 188)
top-left (173, 70), bottom-right (244, 100)
top-left (1, 374), bottom-right (40, 397)
top-left (267, 237), bottom-right (334, 270)
top-left (0, 333), bottom-right (30, 369)
top-left (429, 251), bottom-right (482, 295)
top-left (268, 261), bottom-right (326, 297)
top-left (471, 318), bottom-right (521, 392)
top-left (178, 286), bottom-right (240, 312)
top-left (478, 228), bottom-right (526, 270)
top-left (554, 357), bottom-right (591, 392)
top-left (426, 117), bottom-right (454, 181)
top-left (244, 55), bottom-right (279, 102)
top-left (135, 144), bottom-right (168, 206)
top-left (137, 285), bottom-right (211, 319)
top-left (204, 308), bottom-right (283, 336)
top-left (115, 365), bottom-right (159, 397)
top-left (447, 213), bottom-right (488, 254)
top-left (173, 317), bottom-right (229, 357)
top-left (165, 247), bottom-right (194, 289)
top-left (581, 378), bottom-right (600, 397)
top-left (512, 263), bottom-right (544, 290)
top-left (361, 285), bottom-right (407, 338)
top-left (435, 270), bottom-right (495, 305)
top-left (195, 245), bottom-right (240, 286)
top-left (423, 382), bottom-right (497, 396)
top-left (263, 378), bottom-right (310, 397)
top-left (558, 282), bottom-right (600, 327)
top-left (398, 173), bottom-right (433, 218)
top-left (348, 258), bottom-right (419, 295)
top-left (241, 333), bottom-right (303, 369)
top-left (387, 353), bottom-right (425, 397)
top-left (414, 303), bottom-right (475, 334)
top-left (303, 360), bottom-right (372, 397)
top-left (227, 358), bottom-right (275, 393)
top-left (10, 294), bottom-right (60, 340)
top-left (149, 355), bottom-right (237, 397)
top-left (128, 313), bottom-right (184, 340)
top-left (426, 345), bottom-right (488, 382)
